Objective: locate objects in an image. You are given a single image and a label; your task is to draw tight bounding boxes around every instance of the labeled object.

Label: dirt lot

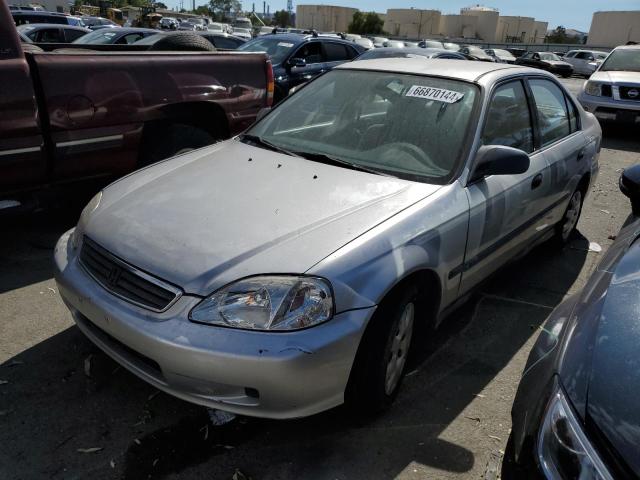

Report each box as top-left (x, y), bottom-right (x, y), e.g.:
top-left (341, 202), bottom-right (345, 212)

top-left (1, 78), bottom-right (639, 480)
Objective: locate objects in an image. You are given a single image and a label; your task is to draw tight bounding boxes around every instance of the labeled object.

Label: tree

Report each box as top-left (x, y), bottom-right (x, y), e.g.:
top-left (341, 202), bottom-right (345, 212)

top-left (194, 5), bottom-right (210, 15)
top-left (545, 25), bottom-right (581, 44)
top-left (348, 12), bottom-right (384, 35)
top-left (154, 2), bottom-right (168, 8)
top-left (208, 0), bottom-right (241, 22)
top-left (272, 9), bottom-right (290, 27)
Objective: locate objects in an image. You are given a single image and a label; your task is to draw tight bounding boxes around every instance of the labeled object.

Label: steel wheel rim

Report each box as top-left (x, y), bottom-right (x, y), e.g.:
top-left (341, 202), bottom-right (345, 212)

top-left (562, 191), bottom-right (582, 240)
top-left (384, 302), bottom-right (415, 395)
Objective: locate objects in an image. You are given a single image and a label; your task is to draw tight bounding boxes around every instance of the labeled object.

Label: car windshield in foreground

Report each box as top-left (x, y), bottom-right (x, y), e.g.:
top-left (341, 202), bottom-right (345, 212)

top-left (237, 36), bottom-right (295, 64)
top-left (540, 53), bottom-right (561, 61)
top-left (600, 49), bottom-right (640, 72)
top-left (245, 69), bottom-right (477, 184)
top-left (73, 29), bottom-right (118, 43)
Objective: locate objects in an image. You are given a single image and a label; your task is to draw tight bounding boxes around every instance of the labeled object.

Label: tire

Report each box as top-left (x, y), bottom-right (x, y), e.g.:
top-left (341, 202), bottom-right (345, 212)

top-left (553, 188), bottom-right (583, 246)
top-left (139, 123), bottom-right (215, 167)
top-left (149, 33), bottom-right (217, 52)
top-left (345, 284), bottom-right (419, 417)
top-left (561, 73), bottom-right (572, 78)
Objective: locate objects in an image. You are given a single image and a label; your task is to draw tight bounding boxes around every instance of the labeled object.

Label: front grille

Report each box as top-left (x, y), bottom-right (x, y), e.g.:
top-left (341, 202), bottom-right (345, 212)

top-left (619, 86), bottom-right (640, 101)
top-left (79, 236), bottom-right (181, 312)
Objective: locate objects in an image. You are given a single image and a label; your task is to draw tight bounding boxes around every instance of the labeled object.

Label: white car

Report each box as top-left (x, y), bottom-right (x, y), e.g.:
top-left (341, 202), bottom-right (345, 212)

top-left (232, 27), bottom-right (252, 40)
top-left (564, 49), bottom-right (609, 77)
top-left (578, 45), bottom-right (640, 124)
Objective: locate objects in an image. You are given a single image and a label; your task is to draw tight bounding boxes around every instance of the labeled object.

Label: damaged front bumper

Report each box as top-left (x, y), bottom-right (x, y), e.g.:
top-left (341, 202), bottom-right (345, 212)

top-left (54, 229), bottom-right (374, 419)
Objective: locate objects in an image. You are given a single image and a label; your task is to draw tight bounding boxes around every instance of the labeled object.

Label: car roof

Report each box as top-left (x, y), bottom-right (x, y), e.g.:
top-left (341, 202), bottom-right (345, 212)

top-left (338, 58), bottom-right (528, 82)
top-left (615, 44), bottom-right (640, 50)
top-left (17, 23), bottom-right (89, 31)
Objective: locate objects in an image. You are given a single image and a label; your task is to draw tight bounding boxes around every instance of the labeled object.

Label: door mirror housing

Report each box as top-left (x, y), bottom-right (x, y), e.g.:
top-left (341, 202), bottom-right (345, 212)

top-left (470, 145), bottom-right (530, 183)
top-left (619, 164), bottom-right (640, 215)
top-left (288, 57), bottom-right (306, 68)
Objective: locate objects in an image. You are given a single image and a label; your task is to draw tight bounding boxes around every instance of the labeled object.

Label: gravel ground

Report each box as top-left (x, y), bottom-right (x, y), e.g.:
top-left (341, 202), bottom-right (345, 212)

top-left (1, 77), bottom-right (638, 480)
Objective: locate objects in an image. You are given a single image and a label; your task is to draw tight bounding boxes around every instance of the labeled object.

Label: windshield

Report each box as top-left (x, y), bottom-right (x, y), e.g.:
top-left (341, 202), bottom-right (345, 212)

top-left (600, 49), bottom-right (640, 72)
top-left (494, 49), bottom-right (512, 57)
top-left (237, 37), bottom-right (296, 64)
top-left (73, 29), bottom-right (119, 43)
top-left (246, 70), bottom-right (477, 184)
top-left (540, 53), bottom-right (561, 61)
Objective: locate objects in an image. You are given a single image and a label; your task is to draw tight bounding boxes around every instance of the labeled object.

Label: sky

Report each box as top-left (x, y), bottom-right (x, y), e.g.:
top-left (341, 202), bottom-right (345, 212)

top-left (164, 0), bottom-right (640, 32)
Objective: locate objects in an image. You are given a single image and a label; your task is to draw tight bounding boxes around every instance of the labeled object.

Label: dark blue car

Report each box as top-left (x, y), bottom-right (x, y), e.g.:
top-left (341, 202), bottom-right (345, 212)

top-left (237, 33), bottom-right (365, 103)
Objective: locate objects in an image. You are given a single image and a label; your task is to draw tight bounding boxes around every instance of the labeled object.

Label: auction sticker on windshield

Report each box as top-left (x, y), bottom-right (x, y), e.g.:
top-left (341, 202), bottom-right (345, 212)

top-left (405, 85), bottom-right (464, 103)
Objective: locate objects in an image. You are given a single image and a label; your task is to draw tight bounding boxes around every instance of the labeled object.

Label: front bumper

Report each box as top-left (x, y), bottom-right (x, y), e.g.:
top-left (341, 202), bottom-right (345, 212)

top-left (578, 92), bottom-right (640, 123)
top-left (54, 230), bottom-right (374, 419)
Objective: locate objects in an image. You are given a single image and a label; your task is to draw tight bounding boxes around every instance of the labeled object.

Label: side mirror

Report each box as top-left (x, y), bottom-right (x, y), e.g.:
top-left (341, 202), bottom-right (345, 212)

top-left (288, 57), bottom-right (306, 68)
top-left (255, 107), bottom-right (271, 122)
top-left (587, 55), bottom-right (595, 61)
top-left (619, 164), bottom-right (640, 215)
top-left (470, 145), bottom-right (530, 183)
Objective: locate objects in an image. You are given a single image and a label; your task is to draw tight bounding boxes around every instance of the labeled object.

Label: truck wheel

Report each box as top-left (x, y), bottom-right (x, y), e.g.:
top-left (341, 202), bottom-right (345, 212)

top-left (345, 284), bottom-right (419, 418)
top-left (148, 33), bottom-right (216, 52)
top-left (139, 124), bottom-right (215, 167)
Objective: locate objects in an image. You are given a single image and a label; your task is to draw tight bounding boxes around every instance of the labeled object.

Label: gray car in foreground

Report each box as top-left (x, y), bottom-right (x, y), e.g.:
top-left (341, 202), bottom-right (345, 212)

top-left (54, 60), bottom-right (601, 419)
top-left (507, 165), bottom-right (640, 479)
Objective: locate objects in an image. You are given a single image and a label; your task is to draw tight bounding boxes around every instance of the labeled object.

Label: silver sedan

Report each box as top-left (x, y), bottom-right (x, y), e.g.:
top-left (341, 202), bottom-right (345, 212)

top-left (54, 60), bottom-right (601, 419)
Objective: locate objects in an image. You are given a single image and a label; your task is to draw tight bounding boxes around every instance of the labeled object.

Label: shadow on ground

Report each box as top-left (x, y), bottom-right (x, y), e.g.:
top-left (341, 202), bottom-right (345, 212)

top-left (0, 218), bottom-right (589, 479)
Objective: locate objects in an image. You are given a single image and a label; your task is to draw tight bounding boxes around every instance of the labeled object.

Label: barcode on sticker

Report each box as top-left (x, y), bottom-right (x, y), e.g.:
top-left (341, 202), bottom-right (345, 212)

top-left (405, 85), bottom-right (464, 103)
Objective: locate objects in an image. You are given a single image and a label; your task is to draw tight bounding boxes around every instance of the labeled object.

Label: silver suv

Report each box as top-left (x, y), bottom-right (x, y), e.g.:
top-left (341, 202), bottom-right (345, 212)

top-left (578, 45), bottom-right (640, 123)
top-left (564, 49), bottom-right (609, 77)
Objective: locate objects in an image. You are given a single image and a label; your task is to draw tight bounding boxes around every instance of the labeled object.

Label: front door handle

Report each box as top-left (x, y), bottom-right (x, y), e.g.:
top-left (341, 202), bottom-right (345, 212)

top-left (531, 173), bottom-right (543, 189)
top-left (577, 149), bottom-right (585, 160)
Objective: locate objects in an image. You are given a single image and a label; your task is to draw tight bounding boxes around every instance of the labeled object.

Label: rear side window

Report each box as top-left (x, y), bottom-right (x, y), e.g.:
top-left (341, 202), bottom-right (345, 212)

top-left (212, 36), bottom-right (242, 49)
top-left (565, 51), bottom-right (576, 58)
top-left (575, 52), bottom-right (594, 60)
top-left (35, 28), bottom-right (63, 42)
top-left (65, 29), bottom-right (87, 42)
top-left (292, 42), bottom-right (323, 64)
top-left (482, 80), bottom-right (533, 153)
top-left (324, 42), bottom-right (351, 62)
top-left (529, 79), bottom-right (571, 146)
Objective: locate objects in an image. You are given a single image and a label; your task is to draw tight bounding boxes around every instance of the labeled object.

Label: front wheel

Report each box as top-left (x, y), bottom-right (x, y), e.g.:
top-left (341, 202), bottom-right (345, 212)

top-left (553, 189), bottom-right (583, 246)
top-left (345, 286), bottom-right (418, 417)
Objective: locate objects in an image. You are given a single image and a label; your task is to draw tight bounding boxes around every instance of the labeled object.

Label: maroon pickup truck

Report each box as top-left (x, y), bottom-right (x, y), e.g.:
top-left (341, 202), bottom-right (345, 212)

top-left (0, 2), bottom-right (273, 209)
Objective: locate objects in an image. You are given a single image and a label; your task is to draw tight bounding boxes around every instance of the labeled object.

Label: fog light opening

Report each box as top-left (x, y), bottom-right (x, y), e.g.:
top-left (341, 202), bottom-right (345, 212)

top-left (244, 387), bottom-right (260, 399)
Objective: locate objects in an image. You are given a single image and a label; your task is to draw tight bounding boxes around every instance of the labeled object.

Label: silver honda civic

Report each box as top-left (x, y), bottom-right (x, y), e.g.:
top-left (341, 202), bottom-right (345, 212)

top-left (54, 59), bottom-right (601, 419)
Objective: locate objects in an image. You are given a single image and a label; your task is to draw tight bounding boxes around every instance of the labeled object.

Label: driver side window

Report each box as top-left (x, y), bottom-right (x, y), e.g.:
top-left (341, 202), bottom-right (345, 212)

top-left (292, 42), bottom-right (323, 64)
top-left (482, 81), bottom-right (534, 153)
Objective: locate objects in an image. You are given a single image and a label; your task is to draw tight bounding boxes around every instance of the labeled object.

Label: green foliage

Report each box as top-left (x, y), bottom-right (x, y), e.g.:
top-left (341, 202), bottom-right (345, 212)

top-left (194, 5), bottom-right (210, 15)
top-left (545, 26), bottom-right (581, 44)
top-left (154, 2), bottom-right (167, 8)
top-left (208, 0), bottom-right (241, 21)
top-left (348, 11), bottom-right (384, 35)
top-left (272, 9), bottom-right (290, 27)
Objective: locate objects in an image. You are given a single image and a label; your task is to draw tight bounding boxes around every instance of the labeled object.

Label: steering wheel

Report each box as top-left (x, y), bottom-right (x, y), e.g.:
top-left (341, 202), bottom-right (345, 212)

top-left (383, 142), bottom-right (439, 170)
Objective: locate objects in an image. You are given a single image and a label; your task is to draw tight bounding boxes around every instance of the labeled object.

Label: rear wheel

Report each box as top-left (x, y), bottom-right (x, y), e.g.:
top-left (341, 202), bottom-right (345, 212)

top-left (345, 285), bottom-right (419, 417)
top-left (139, 123), bottom-right (215, 167)
top-left (553, 189), bottom-right (583, 246)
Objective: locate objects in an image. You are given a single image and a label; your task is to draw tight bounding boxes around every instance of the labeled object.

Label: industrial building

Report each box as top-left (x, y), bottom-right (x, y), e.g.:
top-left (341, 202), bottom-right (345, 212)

top-left (11, 0), bottom-right (66, 12)
top-left (296, 5), bottom-right (357, 33)
top-left (438, 14), bottom-right (477, 39)
top-left (383, 9), bottom-right (441, 38)
top-left (587, 11), bottom-right (640, 47)
top-left (461, 5), bottom-right (498, 42)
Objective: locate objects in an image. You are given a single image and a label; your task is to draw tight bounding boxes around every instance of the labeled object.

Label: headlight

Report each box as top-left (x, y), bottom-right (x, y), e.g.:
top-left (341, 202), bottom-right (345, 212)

top-left (190, 275), bottom-right (333, 331)
top-left (71, 191), bottom-right (102, 249)
top-left (538, 387), bottom-right (613, 480)
top-left (584, 81), bottom-right (602, 96)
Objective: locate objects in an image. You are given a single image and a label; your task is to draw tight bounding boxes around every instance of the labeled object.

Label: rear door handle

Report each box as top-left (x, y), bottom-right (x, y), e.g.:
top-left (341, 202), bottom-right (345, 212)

top-left (577, 149), bottom-right (585, 160)
top-left (531, 173), bottom-right (543, 189)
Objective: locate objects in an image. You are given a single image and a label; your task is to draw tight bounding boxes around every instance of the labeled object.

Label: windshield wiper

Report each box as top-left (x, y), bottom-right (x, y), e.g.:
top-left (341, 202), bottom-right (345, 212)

top-left (241, 134), bottom-right (302, 158)
top-left (292, 151), bottom-right (393, 177)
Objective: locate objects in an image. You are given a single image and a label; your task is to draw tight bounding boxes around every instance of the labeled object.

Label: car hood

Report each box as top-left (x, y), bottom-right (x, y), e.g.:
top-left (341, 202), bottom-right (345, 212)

top-left (546, 60), bottom-right (571, 67)
top-left (583, 239), bottom-right (640, 476)
top-left (590, 70), bottom-right (640, 84)
top-left (558, 220), bottom-right (640, 476)
top-left (85, 139), bottom-right (440, 296)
